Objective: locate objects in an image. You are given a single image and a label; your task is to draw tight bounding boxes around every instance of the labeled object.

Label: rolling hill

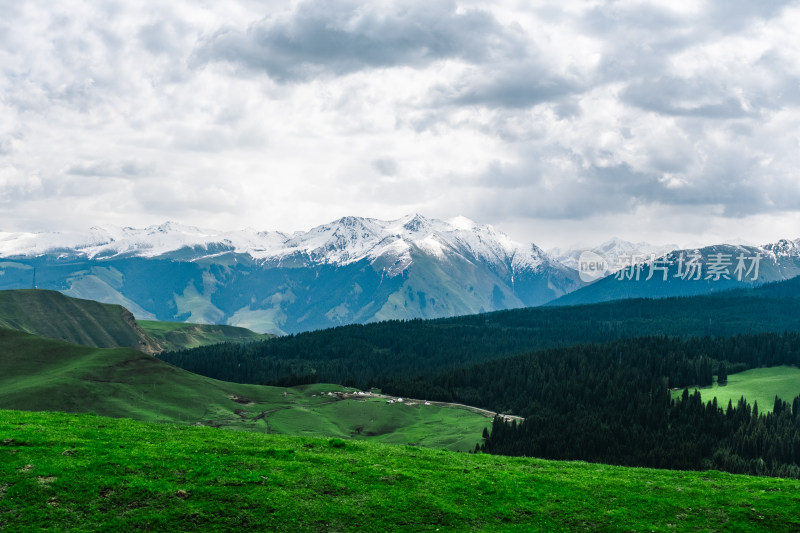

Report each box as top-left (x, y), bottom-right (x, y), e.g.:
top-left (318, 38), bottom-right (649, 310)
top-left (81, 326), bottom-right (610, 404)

top-left (137, 320), bottom-right (269, 352)
top-left (0, 289), bottom-right (267, 353)
top-left (0, 328), bottom-right (491, 451)
top-left (0, 289), bottom-right (161, 353)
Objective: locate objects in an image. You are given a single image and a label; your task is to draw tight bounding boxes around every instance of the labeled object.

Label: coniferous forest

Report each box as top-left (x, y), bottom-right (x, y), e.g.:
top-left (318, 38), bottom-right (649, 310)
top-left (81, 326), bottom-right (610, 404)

top-left (158, 287), bottom-right (800, 388)
top-left (157, 287), bottom-right (800, 479)
top-left (385, 334), bottom-right (800, 479)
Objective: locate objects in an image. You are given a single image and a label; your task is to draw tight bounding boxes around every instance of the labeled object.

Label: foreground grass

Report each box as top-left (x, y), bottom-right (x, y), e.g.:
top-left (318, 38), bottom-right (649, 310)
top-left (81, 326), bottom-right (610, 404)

top-left (676, 366), bottom-right (800, 413)
top-left (2, 410), bottom-right (800, 532)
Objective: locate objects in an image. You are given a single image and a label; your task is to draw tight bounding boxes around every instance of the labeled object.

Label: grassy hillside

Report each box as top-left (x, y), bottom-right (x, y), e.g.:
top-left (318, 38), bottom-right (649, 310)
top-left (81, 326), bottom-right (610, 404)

top-left (2, 409), bottom-right (799, 531)
top-left (0, 328), bottom-right (489, 451)
top-left (0, 289), bottom-right (160, 353)
top-left (0, 289), bottom-right (270, 353)
top-left (138, 320), bottom-right (270, 351)
top-left (678, 366), bottom-right (800, 413)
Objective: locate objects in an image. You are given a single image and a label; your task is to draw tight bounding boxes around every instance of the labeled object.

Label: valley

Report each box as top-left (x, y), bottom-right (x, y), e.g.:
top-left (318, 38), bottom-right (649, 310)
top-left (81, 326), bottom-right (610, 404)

top-left (0, 327), bottom-right (492, 452)
top-left (6, 1), bottom-right (798, 529)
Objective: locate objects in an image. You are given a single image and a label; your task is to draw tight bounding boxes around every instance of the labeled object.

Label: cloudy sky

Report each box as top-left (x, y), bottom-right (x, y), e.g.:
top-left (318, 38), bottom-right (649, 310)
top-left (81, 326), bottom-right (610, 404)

top-left (1, 0), bottom-right (799, 248)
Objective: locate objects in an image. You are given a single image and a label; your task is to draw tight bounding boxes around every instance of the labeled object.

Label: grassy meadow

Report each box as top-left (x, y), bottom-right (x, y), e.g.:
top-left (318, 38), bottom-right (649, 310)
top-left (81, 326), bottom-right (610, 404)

top-left (2, 409), bottom-right (800, 532)
top-left (138, 319), bottom-right (270, 351)
top-left (0, 328), bottom-right (490, 452)
top-left (676, 366), bottom-right (800, 412)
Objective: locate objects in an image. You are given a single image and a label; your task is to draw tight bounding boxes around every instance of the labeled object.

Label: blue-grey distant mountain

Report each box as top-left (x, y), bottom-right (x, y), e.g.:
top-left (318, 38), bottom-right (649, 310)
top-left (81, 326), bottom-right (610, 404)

top-left (0, 215), bottom-right (583, 334)
top-left (549, 240), bottom-right (800, 307)
top-left (548, 238), bottom-right (680, 274)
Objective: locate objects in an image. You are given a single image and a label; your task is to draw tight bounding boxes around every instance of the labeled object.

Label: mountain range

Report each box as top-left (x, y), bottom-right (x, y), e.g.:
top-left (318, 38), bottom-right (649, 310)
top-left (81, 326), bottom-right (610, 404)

top-left (1, 214), bottom-right (798, 333)
top-left (550, 239), bottom-right (800, 306)
top-left (548, 238), bottom-right (680, 274)
top-left (0, 214), bottom-right (582, 334)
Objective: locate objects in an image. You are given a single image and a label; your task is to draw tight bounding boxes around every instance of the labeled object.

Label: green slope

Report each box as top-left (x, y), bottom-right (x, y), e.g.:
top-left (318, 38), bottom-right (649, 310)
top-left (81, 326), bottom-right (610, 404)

top-left (2, 409), bottom-right (799, 532)
top-left (0, 289), bottom-right (270, 353)
top-left (678, 366), bottom-right (800, 413)
top-left (0, 289), bottom-right (160, 353)
top-left (0, 328), bottom-right (489, 451)
top-left (138, 320), bottom-right (270, 351)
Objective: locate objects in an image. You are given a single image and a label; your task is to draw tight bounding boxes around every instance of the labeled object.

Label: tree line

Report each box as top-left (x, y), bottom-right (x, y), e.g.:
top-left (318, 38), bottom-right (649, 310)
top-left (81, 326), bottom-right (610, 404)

top-left (158, 291), bottom-right (800, 390)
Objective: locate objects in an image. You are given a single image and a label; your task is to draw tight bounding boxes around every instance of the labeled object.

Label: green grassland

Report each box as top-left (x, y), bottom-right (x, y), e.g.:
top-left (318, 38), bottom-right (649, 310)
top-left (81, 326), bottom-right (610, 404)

top-left (676, 366), bottom-right (800, 412)
top-left (0, 328), bottom-right (489, 451)
top-left (2, 409), bottom-right (800, 532)
top-left (138, 320), bottom-right (270, 351)
top-left (0, 289), bottom-right (160, 352)
top-left (0, 289), bottom-right (269, 353)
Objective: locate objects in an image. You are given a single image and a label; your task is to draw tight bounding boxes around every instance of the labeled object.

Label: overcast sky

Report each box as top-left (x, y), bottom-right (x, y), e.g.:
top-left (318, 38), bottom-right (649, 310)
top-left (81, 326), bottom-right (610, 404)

top-left (1, 0), bottom-right (799, 248)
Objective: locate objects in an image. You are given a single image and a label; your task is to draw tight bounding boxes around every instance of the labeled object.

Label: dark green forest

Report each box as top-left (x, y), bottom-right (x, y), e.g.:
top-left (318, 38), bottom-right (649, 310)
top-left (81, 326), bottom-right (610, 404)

top-left (383, 333), bottom-right (800, 478)
top-left (158, 285), bottom-right (800, 388)
top-left (156, 280), bottom-right (800, 478)
top-left (482, 392), bottom-right (800, 479)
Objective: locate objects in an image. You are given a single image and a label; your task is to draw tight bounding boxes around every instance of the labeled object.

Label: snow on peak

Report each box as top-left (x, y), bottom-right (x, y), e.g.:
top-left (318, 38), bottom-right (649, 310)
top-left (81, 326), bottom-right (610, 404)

top-left (549, 238), bottom-right (680, 272)
top-left (447, 215), bottom-right (478, 231)
top-left (401, 213), bottom-right (431, 233)
top-left (761, 238), bottom-right (800, 259)
top-left (0, 215), bottom-right (554, 276)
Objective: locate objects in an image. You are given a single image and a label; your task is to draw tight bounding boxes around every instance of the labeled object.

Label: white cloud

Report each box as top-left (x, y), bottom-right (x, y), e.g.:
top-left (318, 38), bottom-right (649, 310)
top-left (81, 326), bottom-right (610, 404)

top-left (0, 0), bottom-right (799, 249)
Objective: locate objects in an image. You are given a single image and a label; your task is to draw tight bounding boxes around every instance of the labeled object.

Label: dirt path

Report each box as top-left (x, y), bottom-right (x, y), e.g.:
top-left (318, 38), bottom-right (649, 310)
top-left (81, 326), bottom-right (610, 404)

top-left (340, 391), bottom-right (524, 423)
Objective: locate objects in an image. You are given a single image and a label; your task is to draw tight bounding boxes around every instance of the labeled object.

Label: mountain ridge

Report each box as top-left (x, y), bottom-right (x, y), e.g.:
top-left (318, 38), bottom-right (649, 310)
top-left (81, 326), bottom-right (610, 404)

top-left (0, 214), bottom-right (549, 273)
top-left (0, 289), bottom-right (267, 352)
top-left (550, 240), bottom-right (800, 306)
top-left (0, 215), bottom-right (583, 334)
top-left (0, 289), bottom-right (162, 353)
top-left (3, 215), bottom-right (799, 334)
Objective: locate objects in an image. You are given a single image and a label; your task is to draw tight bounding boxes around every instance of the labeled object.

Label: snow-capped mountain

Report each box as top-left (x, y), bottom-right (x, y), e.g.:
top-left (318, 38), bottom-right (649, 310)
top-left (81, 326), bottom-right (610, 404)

top-left (549, 238), bottom-right (680, 273)
top-left (762, 238), bottom-right (800, 260)
top-left (0, 215), bottom-right (582, 334)
top-left (549, 238), bottom-right (800, 307)
top-left (1, 214), bottom-right (547, 273)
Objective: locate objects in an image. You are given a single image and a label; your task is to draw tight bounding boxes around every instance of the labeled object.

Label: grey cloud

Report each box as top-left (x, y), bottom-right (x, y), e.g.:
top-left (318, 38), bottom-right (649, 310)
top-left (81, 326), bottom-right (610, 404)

top-left (554, 98), bottom-right (581, 119)
top-left (372, 157), bottom-right (397, 176)
top-left (139, 22), bottom-right (181, 56)
top-left (67, 160), bottom-right (155, 178)
top-left (472, 161), bottom-right (654, 221)
top-left (440, 64), bottom-right (582, 109)
top-left (193, 0), bottom-right (517, 81)
top-left (707, 0), bottom-right (793, 31)
top-left (474, 144), bottom-right (800, 222)
top-left (622, 77), bottom-right (754, 119)
top-left (580, 3), bottom-right (687, 39)
top-left (479, 157), bottom-right (662, 219)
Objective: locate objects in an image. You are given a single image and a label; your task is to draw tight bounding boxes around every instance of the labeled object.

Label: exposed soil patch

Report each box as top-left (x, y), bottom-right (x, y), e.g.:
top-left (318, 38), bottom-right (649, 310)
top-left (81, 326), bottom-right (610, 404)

top-left (229, 395), bottom-right (254, 405)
